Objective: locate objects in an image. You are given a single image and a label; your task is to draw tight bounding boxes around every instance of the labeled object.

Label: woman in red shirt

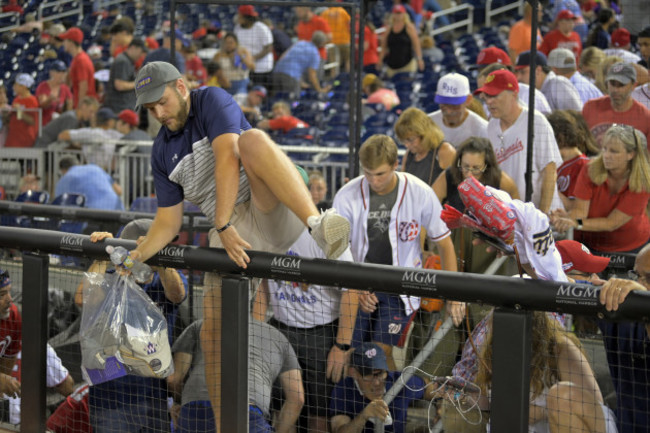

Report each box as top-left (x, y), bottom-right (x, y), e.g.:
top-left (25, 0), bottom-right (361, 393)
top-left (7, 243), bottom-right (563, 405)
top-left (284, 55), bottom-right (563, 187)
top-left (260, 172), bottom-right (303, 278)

top-left (35, 60), bottom-right (73, 126)
top-left (5, 74), bottom-right (39, 148)
top-left (551, 124), bottom-right (650, 253)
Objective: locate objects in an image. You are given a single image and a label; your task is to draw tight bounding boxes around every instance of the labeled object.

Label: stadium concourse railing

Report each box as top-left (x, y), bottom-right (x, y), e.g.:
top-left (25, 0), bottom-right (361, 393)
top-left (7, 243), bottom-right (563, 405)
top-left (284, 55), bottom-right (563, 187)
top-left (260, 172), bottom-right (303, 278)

top-left (485, 0), bottom-right (523, 27)
top-left (1, 225), bottom-right (650, 432)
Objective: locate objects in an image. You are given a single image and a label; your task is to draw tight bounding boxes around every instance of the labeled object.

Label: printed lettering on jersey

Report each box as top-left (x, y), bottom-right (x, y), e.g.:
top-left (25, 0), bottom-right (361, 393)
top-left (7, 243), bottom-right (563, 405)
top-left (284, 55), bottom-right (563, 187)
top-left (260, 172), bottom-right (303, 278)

top-left (532, 226), bottom-right (554, 256)
top-left (388, 323), bottom-right (402, 334)
top-left (398, 220), bottom-right (420, 242)
top-left (273, 291), bottom-right (318, 304)
top-left (0, 336), bottom-right (12, 358)
top-left (495, 138), bottom-right (524, 164)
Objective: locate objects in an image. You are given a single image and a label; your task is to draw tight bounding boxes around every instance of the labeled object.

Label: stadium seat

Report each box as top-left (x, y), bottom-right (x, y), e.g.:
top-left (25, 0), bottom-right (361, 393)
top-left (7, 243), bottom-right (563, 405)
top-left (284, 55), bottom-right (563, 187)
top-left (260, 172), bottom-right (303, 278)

top-left (130, 196), bottom-right (158, 213)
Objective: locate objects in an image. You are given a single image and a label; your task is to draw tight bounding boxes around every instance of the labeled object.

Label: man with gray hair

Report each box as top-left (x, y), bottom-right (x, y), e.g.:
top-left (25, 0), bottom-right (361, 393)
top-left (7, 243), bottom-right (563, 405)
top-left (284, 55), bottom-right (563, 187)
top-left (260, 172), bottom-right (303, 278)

top-left (547, 47), bottom-right (603, 104)
top-left (271, 31), bottom-right (332, 96)
top-left (583, 62), bottom-right (650, 146)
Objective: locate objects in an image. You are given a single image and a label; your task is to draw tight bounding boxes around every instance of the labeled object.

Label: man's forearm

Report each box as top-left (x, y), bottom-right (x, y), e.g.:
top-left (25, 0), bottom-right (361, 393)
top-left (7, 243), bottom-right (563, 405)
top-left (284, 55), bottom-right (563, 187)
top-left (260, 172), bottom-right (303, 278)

top-left (333, 415), bottom-right (367, 433)
top-left (336, 290), bottom-right (359, 345)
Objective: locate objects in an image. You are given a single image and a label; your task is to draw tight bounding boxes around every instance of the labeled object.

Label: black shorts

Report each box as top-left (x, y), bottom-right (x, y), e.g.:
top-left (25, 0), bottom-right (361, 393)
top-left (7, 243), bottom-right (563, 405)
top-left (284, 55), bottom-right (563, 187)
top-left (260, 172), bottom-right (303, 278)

top-left (269, 318), bottom-right (338, 417)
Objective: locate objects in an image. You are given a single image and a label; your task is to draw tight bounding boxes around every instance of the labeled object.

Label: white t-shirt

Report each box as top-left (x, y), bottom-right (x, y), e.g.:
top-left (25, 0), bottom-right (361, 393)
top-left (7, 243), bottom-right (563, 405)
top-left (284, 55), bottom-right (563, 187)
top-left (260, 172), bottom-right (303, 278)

top-left (234, 22), bottom-right (274, 73)
top-left (429, 109), bottom-right (489, 148)
top-left (487, 107), bottom-right (564, 212)
top-left (267, 230), bottom-right (353, 328)
top-left (632, 83), bottom-right (650, 111)
top-left (7, 344), bottom-right (70, 425)
top-left (603, 48), bottom-right (641, 64)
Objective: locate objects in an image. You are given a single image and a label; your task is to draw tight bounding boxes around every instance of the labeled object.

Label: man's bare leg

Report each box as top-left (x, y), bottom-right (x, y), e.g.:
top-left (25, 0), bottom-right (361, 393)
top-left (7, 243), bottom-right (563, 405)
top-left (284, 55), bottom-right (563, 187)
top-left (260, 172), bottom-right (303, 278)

top-left (238, 129), bottom-right (350, 259)
top-left (201, 274), bottom-right (222, 428)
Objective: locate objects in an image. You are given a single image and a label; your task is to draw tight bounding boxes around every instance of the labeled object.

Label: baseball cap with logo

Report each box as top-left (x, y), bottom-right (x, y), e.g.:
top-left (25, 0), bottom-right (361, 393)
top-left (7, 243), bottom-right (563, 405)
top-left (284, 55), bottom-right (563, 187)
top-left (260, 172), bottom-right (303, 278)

top-left (238, 5), bottom-right (258, 16)
top-left (556, 240), bottom-right (610, 274)
top-left (556, 9), bottom-right (577, 20)
top-left (473, 69), bottom-right (519, 96)
top-left (58, 27), bottom-right (84, 44)
top-left (119, 323), bottom-right (173, 378)
top-left (15, 73), bottom-right (34, 88)
top-left (611, 28), bottom-right (631, 48)
top-left (474, 47), bottom-right (511, 68)
top-left (606, 62), bottom-right (637, 85)
top-left (118, 109), bottom-right (140, 127)
top-left (547, 48), bottom-right (576, 69)
top-left (515, 50), bottom-right (547, 70)
top-left (134, 61), bottom-right (183, 110)
top-left (351, 342), bottom-right (389, 375)
top-left (435, 73), bottom-right (470, 105)
top-left (251, 85), bottom-right (267, 98)
top-left (392, 4), bottom-right (406, 14)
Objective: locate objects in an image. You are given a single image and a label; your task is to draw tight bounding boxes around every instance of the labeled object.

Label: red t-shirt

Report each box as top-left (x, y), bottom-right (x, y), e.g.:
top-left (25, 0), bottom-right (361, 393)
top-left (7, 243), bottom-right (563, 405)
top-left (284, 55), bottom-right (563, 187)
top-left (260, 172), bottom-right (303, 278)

top-left (35, 81), bottom-right (73, 126)
top-left (69, 51), bottom-right (97, 108)
top-left (5, 95), bottom-right (39, 148)
top-left (0, 304), bottom-right (22, 359)
top-left (557, 154), bottom-right (589, 199)
top-left (46, 384), bottom-right (91, 433)
top-left (363, 25), bottom-right (379, 66)
top-left (573, 165), bottom-right (650, 252)
top-left (269, 116), bottom-right (309, 133)
top-left (296, 16), bottom-right (331, 59)
top-left (539, 30), bottom-right (582, 60)
top-left (582, 96), bottom-right (650, 149)
top-left (186, 56), bottom-right (207, 85)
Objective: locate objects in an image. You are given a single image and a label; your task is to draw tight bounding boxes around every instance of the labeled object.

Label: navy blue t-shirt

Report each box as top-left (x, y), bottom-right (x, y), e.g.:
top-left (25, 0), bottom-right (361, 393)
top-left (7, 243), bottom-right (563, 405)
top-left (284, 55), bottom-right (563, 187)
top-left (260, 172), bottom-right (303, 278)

top-left (151, 86), bottom-right (251, 221)
top-left (329, 371), bottom-right (425, 433)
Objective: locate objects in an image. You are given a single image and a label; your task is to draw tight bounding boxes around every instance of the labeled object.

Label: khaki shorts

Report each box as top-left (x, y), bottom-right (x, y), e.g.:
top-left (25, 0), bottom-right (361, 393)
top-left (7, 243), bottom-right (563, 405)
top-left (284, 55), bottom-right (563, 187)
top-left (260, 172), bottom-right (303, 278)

top-left (204, 201), bottom-right (304, 293)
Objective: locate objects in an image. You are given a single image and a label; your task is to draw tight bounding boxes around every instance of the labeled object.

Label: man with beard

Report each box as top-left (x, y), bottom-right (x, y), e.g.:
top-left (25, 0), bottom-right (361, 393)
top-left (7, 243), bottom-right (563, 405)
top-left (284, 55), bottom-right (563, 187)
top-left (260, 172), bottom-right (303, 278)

top-left (582, 62), bottom-right (650, 147)
top-left (129, 61), bottom-right (350, 429)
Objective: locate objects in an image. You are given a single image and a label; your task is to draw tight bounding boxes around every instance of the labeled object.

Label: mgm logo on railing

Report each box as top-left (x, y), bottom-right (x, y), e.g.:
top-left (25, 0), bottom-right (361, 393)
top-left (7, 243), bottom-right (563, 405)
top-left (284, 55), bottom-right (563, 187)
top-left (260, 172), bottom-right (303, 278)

top-left (59, 234), bottom-right (84, 253)
top-left (270, 255), bottom-right (302, 277)
top-left (555, 283), bottom-right (600, 307)
top-left (401, 270), bottom-right (437, 292)
top-left (158, 245), bottom-right (186, 265)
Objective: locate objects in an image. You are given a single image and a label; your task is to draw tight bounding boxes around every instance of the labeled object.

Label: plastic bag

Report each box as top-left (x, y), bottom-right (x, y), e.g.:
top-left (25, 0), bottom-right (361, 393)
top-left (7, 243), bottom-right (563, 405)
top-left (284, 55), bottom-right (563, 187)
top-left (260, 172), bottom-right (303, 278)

top-left (79, 272), bottom-right (174, 385)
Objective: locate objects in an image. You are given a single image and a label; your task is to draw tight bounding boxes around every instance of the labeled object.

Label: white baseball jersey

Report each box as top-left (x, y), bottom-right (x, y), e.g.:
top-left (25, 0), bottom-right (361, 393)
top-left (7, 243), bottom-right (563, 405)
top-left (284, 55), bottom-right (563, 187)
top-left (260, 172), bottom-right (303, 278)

top-left (429, 110), bottom-right (489, 148)
top-left (487, 187), bottom-right (567, 282)
top-left (333, 171), bottom-right (451, 315)
top-left (234, 22), bottom-right (274, 73)
top-left (267, 230), bottom-right (354, 328)
top-left (487, 106), bottom-right (564, 212)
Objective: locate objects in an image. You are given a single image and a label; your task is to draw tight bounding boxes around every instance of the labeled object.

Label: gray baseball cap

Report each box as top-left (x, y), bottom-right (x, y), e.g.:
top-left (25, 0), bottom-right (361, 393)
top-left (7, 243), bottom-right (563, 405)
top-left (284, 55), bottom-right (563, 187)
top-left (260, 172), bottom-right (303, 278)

top-left (119, 219), bottom-right (152, 240)
top-left (606, 62), bottom-right (637, 85)
top-left (547, 48), bottom-right (576, 69)
top-left (134, 61), bottom-right (182, 110)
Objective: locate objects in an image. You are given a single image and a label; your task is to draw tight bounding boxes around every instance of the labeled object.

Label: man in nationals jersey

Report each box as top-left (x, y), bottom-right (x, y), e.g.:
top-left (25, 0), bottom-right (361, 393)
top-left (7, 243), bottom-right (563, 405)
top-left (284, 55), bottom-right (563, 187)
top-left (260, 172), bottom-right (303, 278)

top-left (0, 270), bottom-right (21, 403)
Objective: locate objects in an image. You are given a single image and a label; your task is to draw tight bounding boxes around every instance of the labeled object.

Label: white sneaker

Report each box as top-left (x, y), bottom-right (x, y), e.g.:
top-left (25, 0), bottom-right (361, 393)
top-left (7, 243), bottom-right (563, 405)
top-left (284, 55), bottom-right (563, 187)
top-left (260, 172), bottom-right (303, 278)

top-left (308, 208), bottom-right (350, 260)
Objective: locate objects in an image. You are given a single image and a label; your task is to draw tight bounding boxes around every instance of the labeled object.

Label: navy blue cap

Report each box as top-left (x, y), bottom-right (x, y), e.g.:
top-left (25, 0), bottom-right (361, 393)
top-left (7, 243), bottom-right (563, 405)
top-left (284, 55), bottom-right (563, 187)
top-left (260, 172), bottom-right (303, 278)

top-left (515, 50), bottom-right (547, 69)
top-left (351, 343), bottom-right (388, 375)
top-left (50, 60), bottom-right (67, 72)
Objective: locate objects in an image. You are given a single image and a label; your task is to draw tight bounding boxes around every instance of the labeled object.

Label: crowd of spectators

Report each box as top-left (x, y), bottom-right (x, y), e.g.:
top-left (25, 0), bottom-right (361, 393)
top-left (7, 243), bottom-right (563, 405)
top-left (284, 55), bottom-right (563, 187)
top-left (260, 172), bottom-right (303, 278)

top-left (1, 0), bottom-right (650, 432)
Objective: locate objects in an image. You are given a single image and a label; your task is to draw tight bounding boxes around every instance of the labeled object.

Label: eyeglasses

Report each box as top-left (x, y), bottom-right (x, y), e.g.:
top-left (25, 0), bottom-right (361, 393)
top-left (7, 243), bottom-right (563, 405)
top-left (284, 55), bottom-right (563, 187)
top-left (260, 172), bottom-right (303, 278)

top-left (361, 370), bottom-right (388, 382)
top-left (401, 136), bottom-right (419, 145)
top-left (628, 269), bottom-right (650, 283)
top-left (457, 160), bottom-right (487, 175)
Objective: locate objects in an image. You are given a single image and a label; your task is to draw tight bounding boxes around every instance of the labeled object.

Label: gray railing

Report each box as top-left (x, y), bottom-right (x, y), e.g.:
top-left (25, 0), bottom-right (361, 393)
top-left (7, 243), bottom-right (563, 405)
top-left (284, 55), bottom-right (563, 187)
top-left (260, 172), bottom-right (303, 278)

top-left (486, 0), bottom-right (523, 27)
top-left (430, 3), bottom-right (474, 37)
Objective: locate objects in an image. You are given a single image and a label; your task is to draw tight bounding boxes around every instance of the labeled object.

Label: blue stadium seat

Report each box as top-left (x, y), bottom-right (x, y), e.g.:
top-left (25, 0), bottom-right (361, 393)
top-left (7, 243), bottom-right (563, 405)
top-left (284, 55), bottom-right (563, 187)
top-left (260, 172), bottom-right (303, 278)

top-left (130, 196), bottom-right (158, 213)
top-left (50, 193), bottom-right (87, 233)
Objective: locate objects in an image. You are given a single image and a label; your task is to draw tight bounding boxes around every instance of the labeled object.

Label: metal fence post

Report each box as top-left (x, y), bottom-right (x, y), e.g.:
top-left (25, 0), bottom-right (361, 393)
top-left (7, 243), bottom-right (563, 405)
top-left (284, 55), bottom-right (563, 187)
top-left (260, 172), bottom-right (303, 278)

top-left (491, 308), bottom-right (532, 433)
top-left (20, 254), bottom-right (49, 433)
top-left (221, 277), bottom-right (250, 433)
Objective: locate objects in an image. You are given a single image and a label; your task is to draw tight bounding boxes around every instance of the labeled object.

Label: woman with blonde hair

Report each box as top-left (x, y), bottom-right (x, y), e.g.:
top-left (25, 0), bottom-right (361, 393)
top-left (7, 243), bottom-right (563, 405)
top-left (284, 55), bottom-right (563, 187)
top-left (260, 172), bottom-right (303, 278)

top-left (476, 311), bottom-right (617, 433)
top-left (551, 124), bottom-right (650, 253)
top-left (378, 4), bottom-right (424, 78)
top-left (579, 47), bottom-right (606, 92)
top-left (394, 107), bottom-right (456, 185)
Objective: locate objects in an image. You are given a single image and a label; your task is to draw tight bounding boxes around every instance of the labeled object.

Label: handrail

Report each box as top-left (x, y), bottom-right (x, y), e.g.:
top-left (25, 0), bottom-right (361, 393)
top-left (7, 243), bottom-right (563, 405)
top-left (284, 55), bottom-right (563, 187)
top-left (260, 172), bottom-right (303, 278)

top-left (486, 0), bottom-right (522, 27)
top-left (430, 3), bottom-right (473, 37)
top-left (1, 226), bottom-right (649, 322)
top-left (37, 0), bottom-right (83, 23)
top-left (0, 11), bottom-right (20, 33)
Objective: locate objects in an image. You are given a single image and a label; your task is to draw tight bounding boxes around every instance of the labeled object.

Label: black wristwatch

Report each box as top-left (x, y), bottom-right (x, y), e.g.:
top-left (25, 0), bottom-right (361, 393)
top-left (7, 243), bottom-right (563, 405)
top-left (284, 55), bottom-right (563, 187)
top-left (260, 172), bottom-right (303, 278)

top-left (576, 218), bottom-right (584, 230)
top-left (334, 342), bottom-right (351, 351)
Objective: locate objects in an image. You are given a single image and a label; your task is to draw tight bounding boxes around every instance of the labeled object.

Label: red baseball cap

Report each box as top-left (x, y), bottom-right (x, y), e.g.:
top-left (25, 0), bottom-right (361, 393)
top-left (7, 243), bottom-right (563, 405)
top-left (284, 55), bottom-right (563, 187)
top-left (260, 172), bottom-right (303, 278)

top-left (118, 109), bottom-right (139, 127)
top-left (392, 4), bottom-right (406, 13)
top-left (556, 240), bottom-right (610, 274)
top-left (611, 28), bottom-right (631, 48)
top-left (474, 69), bottom-right (519, 96)
top-left (556, 9), bottom-right (577, 20)
top-left (238, 5), bottom-right (258, 17)
top-left (475, 46), bottom-right (511, 67)
top-left (58, 27), bottom-right (83, 44)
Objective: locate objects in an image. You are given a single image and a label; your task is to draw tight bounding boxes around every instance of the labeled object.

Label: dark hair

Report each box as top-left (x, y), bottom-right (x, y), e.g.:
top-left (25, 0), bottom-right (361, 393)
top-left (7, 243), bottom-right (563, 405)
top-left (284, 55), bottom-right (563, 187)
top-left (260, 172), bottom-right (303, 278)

top-left (450, 137), bottom-right (502, 187)
top-left (223, 32), bottom-right (238, 43)
top-left (564, 110), bottom-right (599, 156)
top-left (639, 26), bottom-right (650, 39)
top-left (597, 8), bottom-right (614, 25)
top-left (110, 18), bottom-right (135, 35)
top-left (59, 156), bottom-right (79, 171)
top-left (547, 110), bottom-right (587, 151)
